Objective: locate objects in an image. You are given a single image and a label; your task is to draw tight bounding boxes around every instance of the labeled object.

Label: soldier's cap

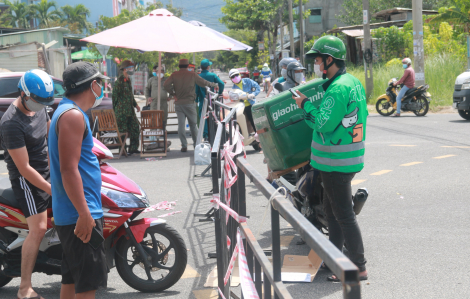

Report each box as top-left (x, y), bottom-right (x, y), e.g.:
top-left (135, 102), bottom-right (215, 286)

top-left (120, 60), bottom-right (135, 70)
top-left (179, 59), bottom-right (189, 66)
top-left (63, 61), bottom-right (109, 90)
top-left (201, 59), bottom-right (212, 68)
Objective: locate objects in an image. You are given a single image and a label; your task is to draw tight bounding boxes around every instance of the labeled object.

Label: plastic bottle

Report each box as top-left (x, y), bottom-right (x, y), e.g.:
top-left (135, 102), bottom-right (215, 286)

top-left (353, 188), bottom-right (368, 215)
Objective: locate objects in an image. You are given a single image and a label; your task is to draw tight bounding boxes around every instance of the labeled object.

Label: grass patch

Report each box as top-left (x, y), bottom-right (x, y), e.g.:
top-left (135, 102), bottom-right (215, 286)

top-left (308, 53), bottom-right (467, 109)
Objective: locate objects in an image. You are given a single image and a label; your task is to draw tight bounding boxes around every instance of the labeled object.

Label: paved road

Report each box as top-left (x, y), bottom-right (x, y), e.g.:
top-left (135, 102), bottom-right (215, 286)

top-left (1, 76), bottom-right (469, 298)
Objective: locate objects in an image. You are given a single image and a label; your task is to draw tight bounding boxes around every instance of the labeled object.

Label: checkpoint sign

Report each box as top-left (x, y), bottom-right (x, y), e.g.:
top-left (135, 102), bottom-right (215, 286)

top-left (95, 44), bottom-right (110, 59)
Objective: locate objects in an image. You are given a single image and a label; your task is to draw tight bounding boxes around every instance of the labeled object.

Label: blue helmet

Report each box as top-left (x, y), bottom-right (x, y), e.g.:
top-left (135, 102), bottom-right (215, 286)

top-left (18, 70), bottom-right (54, 105)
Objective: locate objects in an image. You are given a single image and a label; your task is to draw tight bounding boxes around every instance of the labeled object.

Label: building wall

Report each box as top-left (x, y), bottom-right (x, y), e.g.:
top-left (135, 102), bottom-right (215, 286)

top-left (304, 0), bottom-right (347, 39)
top-left (0, 28), bottom-right (67, 49)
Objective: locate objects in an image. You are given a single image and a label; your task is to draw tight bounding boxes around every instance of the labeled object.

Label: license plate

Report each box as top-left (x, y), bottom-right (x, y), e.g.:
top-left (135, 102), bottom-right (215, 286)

top-left (453, 103), bottom-right (458, 109)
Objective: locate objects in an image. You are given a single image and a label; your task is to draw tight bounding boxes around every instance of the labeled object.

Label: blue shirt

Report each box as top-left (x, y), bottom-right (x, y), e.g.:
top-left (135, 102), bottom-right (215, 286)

top-left (278, 77), bottom-right (286, 83)
top-left (261, 69), bottom-right (272, 76)
top-left (232, 78), bottom-right (260, 105)
top-left (196, 70), bottom-right (225, 103)
top-left (48, 98), bottom-right (103, 226)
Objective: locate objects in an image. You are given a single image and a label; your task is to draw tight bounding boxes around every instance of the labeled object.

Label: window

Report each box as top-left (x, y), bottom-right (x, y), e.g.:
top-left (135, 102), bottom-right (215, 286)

top-left (0, 77), bottom-right (21, 98)
top-left (53, 80), bottom-right (65, 97)
top-left (309, 8), bottom-right (322, 24)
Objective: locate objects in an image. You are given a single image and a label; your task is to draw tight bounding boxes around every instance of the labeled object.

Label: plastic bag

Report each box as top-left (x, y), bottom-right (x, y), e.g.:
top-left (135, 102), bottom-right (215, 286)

top-left (194, 143), bottom-right (211, 165)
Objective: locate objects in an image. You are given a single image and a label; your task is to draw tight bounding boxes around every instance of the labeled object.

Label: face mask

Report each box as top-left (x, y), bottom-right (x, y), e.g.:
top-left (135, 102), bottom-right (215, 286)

top-left (126, 67), bottom-right (134, 76)
top-left (294, 73), bottom-right (303, 84)
top-left (152, 72), bottom-right (157, 77)
top-left (188, 68), bottom-right (193, 72)
top-left (314, 63), bottom-right (323, 77)
top-left (23, 97), bottom-right (45, 112)
top-left (281, 69), bottom-right (287, 78)
top-left (159, 73), bottom-right (164, 78)
top-left (403, 64), bottom-right (408, 69)
top-left (231, 75), bottom-right (241, 84)
top-left (91, 82), bottom-right (104, 108)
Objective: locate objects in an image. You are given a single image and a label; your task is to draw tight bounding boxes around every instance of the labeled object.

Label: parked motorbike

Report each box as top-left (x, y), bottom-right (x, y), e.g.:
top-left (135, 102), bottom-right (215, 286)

top-left (0, 138), bottom-right (187, 292)
top-left (273, 164), bottom-right (368, 235)
top-left (219, 89), bottom-right (262, 152)
top-left (376, 78), bottom-right (431, 116)
top-left (252, 68), bottom-right (262, 85)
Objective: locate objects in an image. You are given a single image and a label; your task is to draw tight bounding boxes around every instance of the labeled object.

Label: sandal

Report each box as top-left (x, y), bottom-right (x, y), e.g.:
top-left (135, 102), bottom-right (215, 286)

top-left (327, 274), bottom-right (368, 282)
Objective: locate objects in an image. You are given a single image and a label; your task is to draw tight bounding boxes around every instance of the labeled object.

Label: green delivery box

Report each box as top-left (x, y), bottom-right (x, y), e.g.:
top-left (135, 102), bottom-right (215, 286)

top-left (252, 79), bottom-right (328, 172)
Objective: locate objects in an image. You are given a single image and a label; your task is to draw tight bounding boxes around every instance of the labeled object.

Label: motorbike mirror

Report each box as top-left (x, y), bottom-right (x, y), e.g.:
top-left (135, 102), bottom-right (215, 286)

top-left (274, 83), bottom-right (283, 92)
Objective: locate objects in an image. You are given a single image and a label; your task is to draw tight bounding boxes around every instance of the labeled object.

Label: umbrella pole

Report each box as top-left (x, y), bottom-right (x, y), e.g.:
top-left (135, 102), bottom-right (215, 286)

top-left (193, 52), bottom-right (196, 71)
top-left (157, 51), bottom-right (162, 110)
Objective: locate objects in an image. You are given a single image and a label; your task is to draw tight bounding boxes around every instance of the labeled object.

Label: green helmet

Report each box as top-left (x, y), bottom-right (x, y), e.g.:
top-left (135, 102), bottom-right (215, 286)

top-left (306, 35), bottom-right (346, 60)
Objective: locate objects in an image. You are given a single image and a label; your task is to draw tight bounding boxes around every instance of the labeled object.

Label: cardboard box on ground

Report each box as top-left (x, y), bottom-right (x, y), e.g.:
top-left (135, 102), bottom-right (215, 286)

top-left (204, 249), bottom-right (322, 287)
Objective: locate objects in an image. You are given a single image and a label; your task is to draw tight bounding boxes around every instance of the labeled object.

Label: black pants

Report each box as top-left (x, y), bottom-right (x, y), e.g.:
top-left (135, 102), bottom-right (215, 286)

top-left (320, 171), bottom-right (367, 272)
top-left (243, 105), bottom-right (256, 132)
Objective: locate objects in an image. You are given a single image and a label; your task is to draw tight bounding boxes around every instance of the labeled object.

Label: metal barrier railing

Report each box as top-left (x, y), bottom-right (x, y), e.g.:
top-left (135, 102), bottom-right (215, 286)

top-left (203, 93), bottom-right (361, 299)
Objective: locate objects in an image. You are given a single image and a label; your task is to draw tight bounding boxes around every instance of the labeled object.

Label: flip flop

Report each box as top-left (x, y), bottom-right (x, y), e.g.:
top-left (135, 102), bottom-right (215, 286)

top-left (327, 274), bottom-right (368, 282)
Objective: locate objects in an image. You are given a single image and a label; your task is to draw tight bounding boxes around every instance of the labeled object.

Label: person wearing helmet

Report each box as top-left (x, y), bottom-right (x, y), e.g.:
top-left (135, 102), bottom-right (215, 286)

top-left (196, 58), bottom-right (225, 140)
top-left (266, 57), bottom-right (298, 97)
top-left (229, 68), bottom-right (260, 133)
top-left (392, 58), bottom-right (415, 117)
top-left (112, 60), bottom-right (141, 155)
top-left (292, 35), bottom-right (368, 282)
top-left (282, 61), bottom-right (307, 91)
top-left (260, 63), bottom-right (272, 91)
top-left (0, 69), bottom-right (54, 298)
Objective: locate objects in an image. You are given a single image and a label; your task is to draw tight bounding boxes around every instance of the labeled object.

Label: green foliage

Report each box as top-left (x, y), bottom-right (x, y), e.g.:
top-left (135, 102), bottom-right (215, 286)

top-left (337, 0), bottom-right (454, 25)
top-left (30, 0), bottom-right (62, 28)
top-left (347, 53), bottom-right (467, 107)
top-left (0, 0), bottom-right (32, 29)
top-left (214, 29), bottom-right (258, 69)
top-left (373, 26), bottom-right (409, 60)
top-left (61, 4), bottom-right (92, 33)
top-left (431, 5), bottom-right (470, 33)
top-left (89, 2), bottom-right (185, 72)
top-left (385, 58), bottom-right (402, 67)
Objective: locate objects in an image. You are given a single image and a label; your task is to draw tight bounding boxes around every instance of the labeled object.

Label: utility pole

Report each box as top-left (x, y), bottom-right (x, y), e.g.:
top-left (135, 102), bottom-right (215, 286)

top-left (279, 8), bottom-right (284, 75)
top-left (288, 0), bottom-right (295, 58)
top-left (127, 0), bottom-right (133, 12)
top-left (299, 0), bottom-right (304, 66)
top-left (363, 0), bottom-right (374, 99)
top-left (412, 0), bottom-right (426, 86)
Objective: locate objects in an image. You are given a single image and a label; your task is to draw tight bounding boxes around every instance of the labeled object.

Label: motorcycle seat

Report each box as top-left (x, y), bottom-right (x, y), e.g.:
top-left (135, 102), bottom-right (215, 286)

top-left (405, 87), bottom-right (418, 95)
top-left (0, 178), bottom-right (20, 209)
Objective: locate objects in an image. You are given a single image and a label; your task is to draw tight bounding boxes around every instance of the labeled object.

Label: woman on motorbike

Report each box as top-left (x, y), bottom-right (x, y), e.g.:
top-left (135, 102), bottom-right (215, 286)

top-left (266, 57), bottom-right (297, 97)
top-left (229, 68), bottom-right (260, 133)
top-left (260, 63), bottom-right (272, 91)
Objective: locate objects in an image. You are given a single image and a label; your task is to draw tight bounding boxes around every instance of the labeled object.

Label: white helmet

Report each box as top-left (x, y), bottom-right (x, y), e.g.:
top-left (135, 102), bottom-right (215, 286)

top-left (402, 58), bottom-right (411, 65)
top-left (229, 68), bottom-right (240, 78)
top-left (263, 63), bottom-right (268, 67)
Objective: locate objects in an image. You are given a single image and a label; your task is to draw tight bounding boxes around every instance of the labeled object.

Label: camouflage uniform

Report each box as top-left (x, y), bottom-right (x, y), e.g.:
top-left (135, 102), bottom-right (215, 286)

top-left (112, 75), bottom-right (140, 152)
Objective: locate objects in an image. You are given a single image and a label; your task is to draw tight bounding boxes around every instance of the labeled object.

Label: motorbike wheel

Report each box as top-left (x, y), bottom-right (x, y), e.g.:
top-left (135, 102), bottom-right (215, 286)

top-left (413, 96), bottom-right (429, 116)
top-left (252, 141), bottom-right (262, 152)
top-left (376, 98), bottom-right (395, 116)
top-left (115, 224), bottom-right (187, 293)
top-left (458, 110), bottom-right (470, 120)
top-left (0, 231), bottom-right (13, 288)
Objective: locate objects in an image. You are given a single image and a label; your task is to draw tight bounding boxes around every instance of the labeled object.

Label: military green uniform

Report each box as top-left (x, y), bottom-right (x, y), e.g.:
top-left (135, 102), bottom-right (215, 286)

top-left (145, 76), bottom-right (168, 127)
top-left (112, 75), bottom-right (140, 152)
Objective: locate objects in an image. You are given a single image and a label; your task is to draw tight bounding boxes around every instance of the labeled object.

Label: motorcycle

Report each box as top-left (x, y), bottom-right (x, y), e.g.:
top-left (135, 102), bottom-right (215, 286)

top-left (376, 78), bottom-right (431, 116)
top-left (0, 138), bottom-right (187, 292)
top-left (219, 89), bottom-right (262, 152)
top-left (262, 76), bottom-right (271, 92)
top-left (272, 164), bottom-right (368, 235)
top-left (252, 69), bottom-right (262, 85)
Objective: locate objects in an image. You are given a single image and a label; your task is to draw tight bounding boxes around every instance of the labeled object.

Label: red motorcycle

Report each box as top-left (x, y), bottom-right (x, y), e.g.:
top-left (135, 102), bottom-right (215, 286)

top-left (0, 138), bottom-right (187, 292)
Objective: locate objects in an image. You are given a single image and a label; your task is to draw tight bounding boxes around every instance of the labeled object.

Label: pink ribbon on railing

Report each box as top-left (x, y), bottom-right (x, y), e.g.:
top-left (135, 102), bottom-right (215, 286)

top-left (143, 201), bottom-right (177, 213)
top-left (224, 237), bottom-right (239, 286)
top-left (211, 194), bottom-right (247, 223)
top-left (238, 228), bottom-right (260, 299)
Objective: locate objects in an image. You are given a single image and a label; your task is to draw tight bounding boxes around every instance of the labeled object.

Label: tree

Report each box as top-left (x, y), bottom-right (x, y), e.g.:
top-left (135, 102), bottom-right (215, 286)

top-left (337, 0), bottom-right (455, 25)
top-left (215, 29), bottom-right (257, 69)
top-left (0, 0), bottom-right (33, 29)
top-left (30, 0), bottom-right (62, 28)
top-left (430, 2), bottom-right (470, 34)
top-left (61, 4), bottom-right (92, 33)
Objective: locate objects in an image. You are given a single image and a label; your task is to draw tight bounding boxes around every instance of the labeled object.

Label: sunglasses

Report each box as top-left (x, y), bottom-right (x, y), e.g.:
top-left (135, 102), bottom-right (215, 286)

top-left (230, 74), bottom-right (240, 79)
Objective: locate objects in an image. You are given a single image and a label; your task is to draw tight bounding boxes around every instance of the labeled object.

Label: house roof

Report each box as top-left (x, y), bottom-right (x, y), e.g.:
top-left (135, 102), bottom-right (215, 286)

top-left (327, 20), bottom-right (407, 34)
top-left (372, 7), bottom-right (438, 20)
top-left (342, 30), bottom-right (364, 37)
top-left (0, 27), bottom-right (69, 37)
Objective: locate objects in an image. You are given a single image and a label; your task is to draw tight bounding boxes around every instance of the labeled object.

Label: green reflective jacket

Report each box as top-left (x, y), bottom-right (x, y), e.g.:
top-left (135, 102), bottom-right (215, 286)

top-left (302, 69), bottom-right (368, 173)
